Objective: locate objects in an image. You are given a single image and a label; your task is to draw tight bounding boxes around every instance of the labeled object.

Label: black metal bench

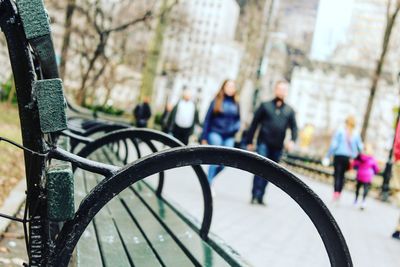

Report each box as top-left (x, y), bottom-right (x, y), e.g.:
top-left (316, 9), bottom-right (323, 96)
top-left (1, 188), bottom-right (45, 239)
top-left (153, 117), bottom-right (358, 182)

top-left (72, 143), bottom-right (246, 266)
top-left (0, 0), bottom-right (353, 266)
top-left (65, 124), bottom-right (249, 266)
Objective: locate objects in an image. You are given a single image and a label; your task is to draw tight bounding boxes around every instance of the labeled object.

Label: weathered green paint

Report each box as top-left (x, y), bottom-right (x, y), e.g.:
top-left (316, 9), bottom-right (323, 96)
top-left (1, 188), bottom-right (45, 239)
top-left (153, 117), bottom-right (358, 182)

top-left (34, 79), bottom-right (67, 133)
top-left (46, 164), bottom-right (74, 221)
top-left (16, 0), bottom-right (50, 39)
top-left (46, 135), bottom-right (74, 221)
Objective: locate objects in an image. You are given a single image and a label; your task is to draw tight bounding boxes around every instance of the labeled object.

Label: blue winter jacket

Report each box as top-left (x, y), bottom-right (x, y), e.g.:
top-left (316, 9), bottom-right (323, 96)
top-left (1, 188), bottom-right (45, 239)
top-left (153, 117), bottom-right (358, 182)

top-left (327, 127), bottom-right (363, 158)
top-left (201, 97), bottom-right (241, 141)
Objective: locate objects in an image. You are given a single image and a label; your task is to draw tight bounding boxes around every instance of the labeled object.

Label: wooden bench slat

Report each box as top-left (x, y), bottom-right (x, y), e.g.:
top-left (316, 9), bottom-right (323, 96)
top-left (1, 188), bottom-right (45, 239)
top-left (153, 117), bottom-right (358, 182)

top-left (85, 173), bottom-right (132, 267)
top-left (84, 152), bottom-right (161, 266)
top-left (74, 170), bottom-right (103, 267)
top-left (119, 189), bottom-right (196, 267)
top-left (77, 146), bottom-right (237, 267)
top-left (96, 146), bottom-right (230, 266)
top-left (87, 170), bottom-right (162, 267)
top-left (105, 194), bottom-right (162, 267)
top-left (132, 183), bottom-right (231, 267)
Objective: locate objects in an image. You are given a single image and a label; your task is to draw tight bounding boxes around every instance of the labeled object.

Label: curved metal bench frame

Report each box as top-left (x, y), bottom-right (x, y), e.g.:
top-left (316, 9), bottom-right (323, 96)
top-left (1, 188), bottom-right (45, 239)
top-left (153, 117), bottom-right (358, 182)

top-left (74, 128), bottom-right (213, 238)
top-left (48, 146), bottom-right (352, 267)
top-left (76, 129), bottom-right (194, 192)
top-left (73, 123), bottom-right (128, 137)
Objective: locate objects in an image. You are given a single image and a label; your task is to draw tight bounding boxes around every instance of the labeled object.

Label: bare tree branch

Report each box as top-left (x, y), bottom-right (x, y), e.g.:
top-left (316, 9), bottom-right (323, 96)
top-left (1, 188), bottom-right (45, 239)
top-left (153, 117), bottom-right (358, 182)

top-left (361, 0), bottom-right (400, 139)
top-left (104, 11), bottom-right (153, 34)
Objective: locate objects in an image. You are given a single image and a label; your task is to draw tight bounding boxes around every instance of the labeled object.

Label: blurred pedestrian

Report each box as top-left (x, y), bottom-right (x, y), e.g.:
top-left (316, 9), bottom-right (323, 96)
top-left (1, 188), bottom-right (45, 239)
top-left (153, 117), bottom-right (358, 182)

top-left (299, 123), bottom-right (315, 150)
top-left (200, 79), bottom-right (240, 186)
top-left (239, 128), bottom-right (249, 150)
top-left (324, 115), bottom-right (363, 202)
top-left (353, 144), bottom-right (379, 210)
top-left (167, 90), bottom-right (199, 145)
top-left (392, 216), bottom-right (400, 240)
top-left (246, 80), bottom-right (298, 205)
top-left (392, 122), bottom-right (400, 239)
top-left (394, 121), bottom-right (400, 162)
top-left (161, 103), bottom-right (173, 133)
top-left (133, 96), bottom-right (151, 128)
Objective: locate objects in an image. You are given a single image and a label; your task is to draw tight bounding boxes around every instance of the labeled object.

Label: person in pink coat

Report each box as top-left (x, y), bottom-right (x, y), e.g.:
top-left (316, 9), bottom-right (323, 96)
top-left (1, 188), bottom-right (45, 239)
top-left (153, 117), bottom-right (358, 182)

top-left (353, 144), bottom-right (379, 210)
top-left (394, 121), bottom-right (400, 162)
top-left (392, 121), bottom-right (400, 239)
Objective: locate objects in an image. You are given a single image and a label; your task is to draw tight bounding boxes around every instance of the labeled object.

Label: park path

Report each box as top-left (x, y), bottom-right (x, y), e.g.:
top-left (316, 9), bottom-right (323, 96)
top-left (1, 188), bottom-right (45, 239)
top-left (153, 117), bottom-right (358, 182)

top-left (145, 163), bottom-right (400, 267)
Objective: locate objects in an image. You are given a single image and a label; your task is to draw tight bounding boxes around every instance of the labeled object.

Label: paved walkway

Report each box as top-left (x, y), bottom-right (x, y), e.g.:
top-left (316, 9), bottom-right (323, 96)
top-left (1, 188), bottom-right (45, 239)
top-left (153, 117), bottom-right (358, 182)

top-left (145, 164), bottom-right (400, 266)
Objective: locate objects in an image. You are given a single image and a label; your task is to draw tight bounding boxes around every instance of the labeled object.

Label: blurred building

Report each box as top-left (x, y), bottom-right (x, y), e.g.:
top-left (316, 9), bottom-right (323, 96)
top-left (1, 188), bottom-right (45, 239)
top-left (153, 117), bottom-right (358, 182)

top-left (234, 0), bottom-right (276, 126)
top-left (275, 0), bottom-right (319, 52)
top-left (158, 0), bottom-right (243, 118)
top-left (288, 62), bottom-right (399, 160)
top-left (310, 0), bottom-right (354, 61)
top-left (290, 0), bottom-right (400, 159)
top-left (312, 0), bottom-right (400, 69)
top-left (257, 0), bottom-right (319, 96)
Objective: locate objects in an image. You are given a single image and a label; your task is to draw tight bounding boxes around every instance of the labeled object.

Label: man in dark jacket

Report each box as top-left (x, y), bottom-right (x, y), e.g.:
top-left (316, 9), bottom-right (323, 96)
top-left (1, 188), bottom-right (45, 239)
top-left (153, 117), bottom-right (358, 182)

top-left (133, 96), bottom-right (152, 128)
top-left (246, 80), bottom-right (298, 205)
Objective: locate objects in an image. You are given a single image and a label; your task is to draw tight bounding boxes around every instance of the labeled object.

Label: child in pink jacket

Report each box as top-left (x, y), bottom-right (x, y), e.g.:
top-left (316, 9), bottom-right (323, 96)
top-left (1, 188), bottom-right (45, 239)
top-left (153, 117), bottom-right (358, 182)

top-left (353, 144), bottom-right (379, 210)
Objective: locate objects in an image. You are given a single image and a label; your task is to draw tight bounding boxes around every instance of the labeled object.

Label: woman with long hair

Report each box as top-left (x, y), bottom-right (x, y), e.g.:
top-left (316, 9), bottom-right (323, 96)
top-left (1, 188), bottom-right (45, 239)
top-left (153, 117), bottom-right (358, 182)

top-left (200, 80), bottom-right (241, 185)
top-left (324, 115), bottom-right (363, 202)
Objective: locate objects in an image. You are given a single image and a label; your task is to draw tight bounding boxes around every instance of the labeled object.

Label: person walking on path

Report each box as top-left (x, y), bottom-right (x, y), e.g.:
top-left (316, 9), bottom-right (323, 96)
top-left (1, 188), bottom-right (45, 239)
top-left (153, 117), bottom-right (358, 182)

top-left (167, 90), bottom-right (199, 145)
top-left (394, 121), bottom-right (400, 162)
top-left (161, 103), bottom-right (173, 133)
top-left (246, 80), bottom-right (298, 205)
top-left (352, 144), bottom-right (379, 210)
top-left (200, 80), bottom-right (241, 185)
top-left (324, 115), bottom-right (363, 202)
top-left (392, 216), bottom-right (400, 240)
top-left (392, 124), bottom-right (400, 239)
top-left (133, 96), bottom-right (152, 128)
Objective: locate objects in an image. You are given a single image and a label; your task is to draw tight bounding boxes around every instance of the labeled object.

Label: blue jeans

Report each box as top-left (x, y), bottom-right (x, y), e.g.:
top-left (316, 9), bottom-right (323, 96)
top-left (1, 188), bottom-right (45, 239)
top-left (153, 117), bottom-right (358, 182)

top-left (252, 143), bottom-right (282, 200)
top-left (207, 132), bottom-right (235, 183)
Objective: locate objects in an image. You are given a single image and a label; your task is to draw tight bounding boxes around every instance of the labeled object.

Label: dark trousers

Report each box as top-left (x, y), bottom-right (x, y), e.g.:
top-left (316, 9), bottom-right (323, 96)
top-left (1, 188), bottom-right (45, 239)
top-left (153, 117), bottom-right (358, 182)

top-left (333, 155), bottom-right (350, 193)
top-left (355, 181), bottom-right (370, 201)
top-left (172, 124), bottom-right (191, 145)
top-left (136, 120), bottom-right (147, 128)
top-left (252, 143), bottom-right (282, 200)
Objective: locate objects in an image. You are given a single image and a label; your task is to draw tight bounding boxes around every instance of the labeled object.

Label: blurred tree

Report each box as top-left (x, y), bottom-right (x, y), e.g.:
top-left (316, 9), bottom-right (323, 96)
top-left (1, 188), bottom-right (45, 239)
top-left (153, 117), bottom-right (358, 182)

top-left (236, 0), bottom-right (272, 91)
top-left (72, 0), bottom-right (153, 106)
top-left (139, 0), bottom-right (171, 102)
top-left (46, 0), bottom-right (179, 107)
top-left (361, 0), bottom-right (400, 140)
top-left (59, 0), bottom-right (76, 80)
